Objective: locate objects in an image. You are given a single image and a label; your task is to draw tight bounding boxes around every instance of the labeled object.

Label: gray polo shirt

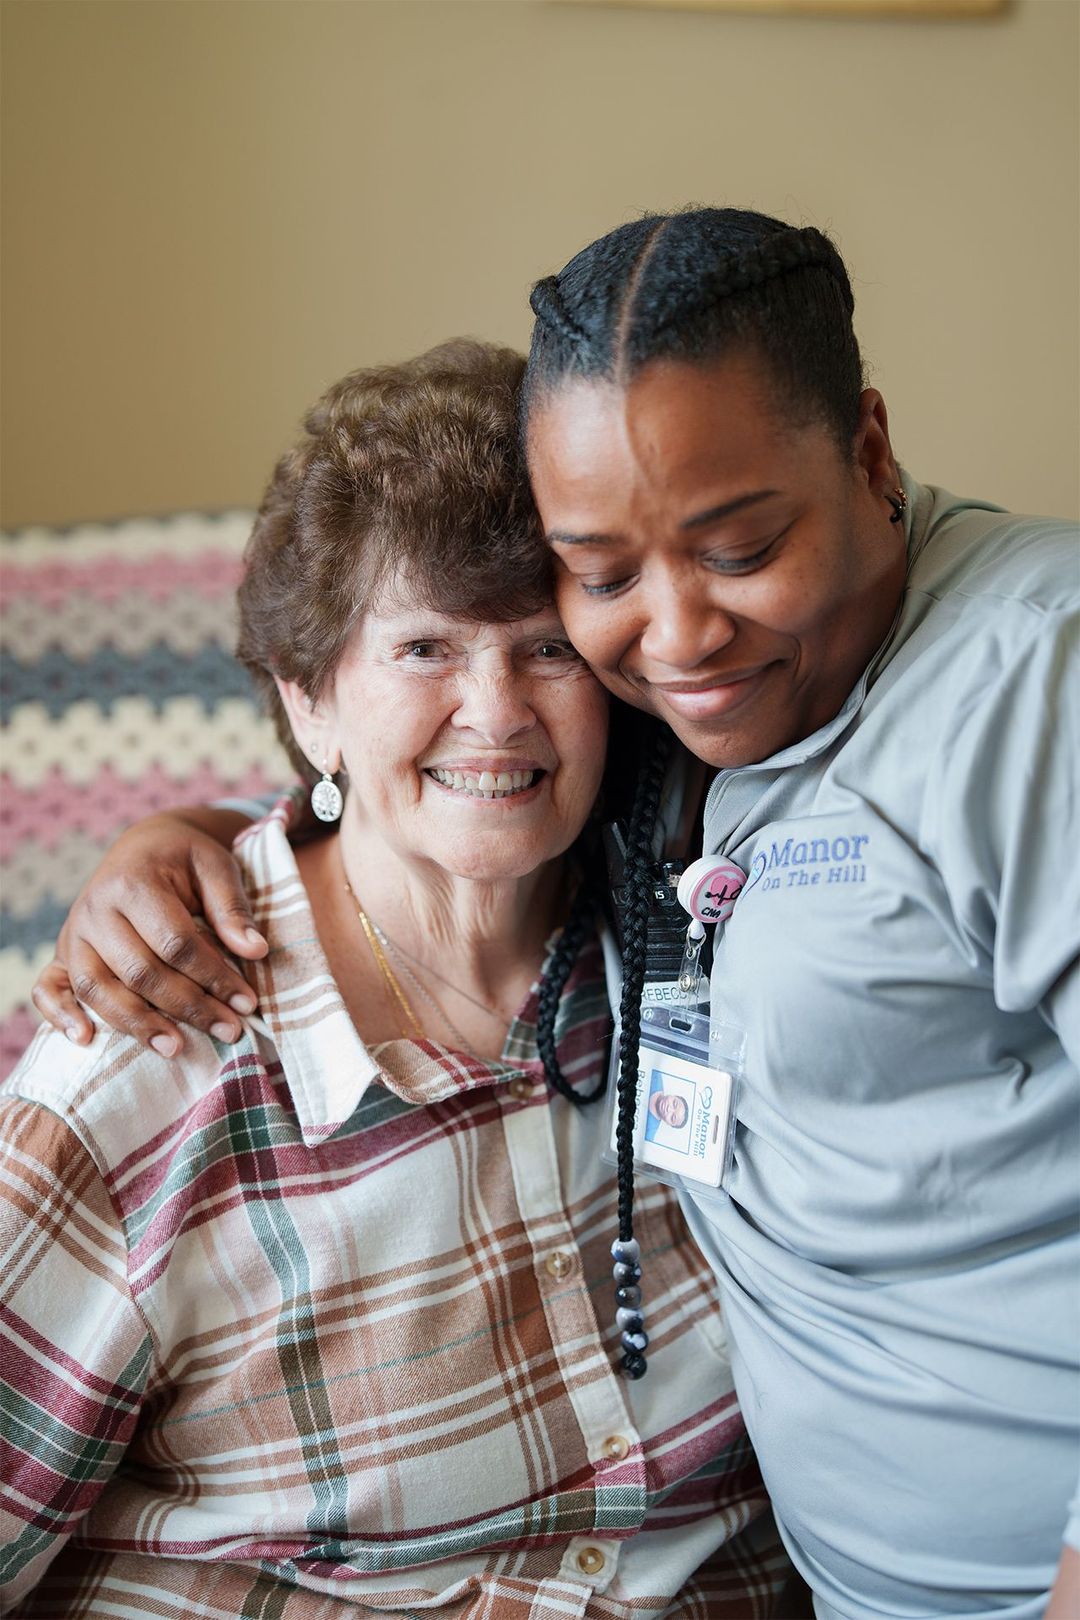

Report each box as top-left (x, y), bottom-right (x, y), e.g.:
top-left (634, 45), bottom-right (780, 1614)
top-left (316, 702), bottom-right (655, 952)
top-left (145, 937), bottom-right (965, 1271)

top-left (681, 478), bottom-right (1079, 1617)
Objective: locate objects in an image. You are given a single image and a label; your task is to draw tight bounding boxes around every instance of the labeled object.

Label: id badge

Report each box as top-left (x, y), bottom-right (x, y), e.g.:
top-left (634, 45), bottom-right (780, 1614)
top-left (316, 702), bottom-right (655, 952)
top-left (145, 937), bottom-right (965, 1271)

top-left (604, 1007), bottom-right (743, 1199)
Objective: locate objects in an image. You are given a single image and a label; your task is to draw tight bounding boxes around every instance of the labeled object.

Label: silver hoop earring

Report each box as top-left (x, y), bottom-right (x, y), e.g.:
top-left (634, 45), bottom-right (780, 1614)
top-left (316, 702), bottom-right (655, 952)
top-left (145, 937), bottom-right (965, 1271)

top-left (311, 755), bottom-right (343, 822)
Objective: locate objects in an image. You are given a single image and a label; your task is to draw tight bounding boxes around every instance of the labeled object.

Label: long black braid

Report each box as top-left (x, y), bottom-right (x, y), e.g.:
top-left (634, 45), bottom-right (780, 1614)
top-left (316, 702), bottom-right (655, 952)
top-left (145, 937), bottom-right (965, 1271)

top-left (534, 864), bottom-right (606, 1106)
top-left (533, 700), bottom-right (659, 1108)
top-left (614, 724), bottom-right (671, 1245)
top-left (532, 717), bottom-right (671, 1376)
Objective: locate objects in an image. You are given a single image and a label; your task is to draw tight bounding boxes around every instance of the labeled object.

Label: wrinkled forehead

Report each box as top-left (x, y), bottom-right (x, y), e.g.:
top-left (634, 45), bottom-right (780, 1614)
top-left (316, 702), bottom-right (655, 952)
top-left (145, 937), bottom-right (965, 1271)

top-left (361, 595), bottom-right (568, 644)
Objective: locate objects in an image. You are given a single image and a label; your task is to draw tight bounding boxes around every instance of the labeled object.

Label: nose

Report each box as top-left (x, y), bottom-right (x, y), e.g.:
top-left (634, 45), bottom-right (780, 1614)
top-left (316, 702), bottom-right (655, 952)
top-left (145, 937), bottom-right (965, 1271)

top-left (451, 667), bottom-right (537, 745)
top-left (638, 571), bottom-right (737, 671)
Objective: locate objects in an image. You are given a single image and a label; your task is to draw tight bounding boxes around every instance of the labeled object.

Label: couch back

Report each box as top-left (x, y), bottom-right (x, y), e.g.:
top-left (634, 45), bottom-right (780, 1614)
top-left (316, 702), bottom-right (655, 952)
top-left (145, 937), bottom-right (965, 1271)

top-left (1, 513), bottom-right (295, 1077)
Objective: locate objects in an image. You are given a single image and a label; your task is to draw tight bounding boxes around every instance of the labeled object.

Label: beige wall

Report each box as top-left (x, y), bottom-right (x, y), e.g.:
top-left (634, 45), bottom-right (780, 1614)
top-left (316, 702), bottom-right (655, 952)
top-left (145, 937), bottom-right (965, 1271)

top-left (2, 0), bottom-right (1077, 528)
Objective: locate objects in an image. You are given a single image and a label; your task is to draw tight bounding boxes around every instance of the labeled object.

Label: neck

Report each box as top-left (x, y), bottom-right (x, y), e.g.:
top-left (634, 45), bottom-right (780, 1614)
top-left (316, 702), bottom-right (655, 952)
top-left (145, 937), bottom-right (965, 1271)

top-left (342, 839), bottom-right (566, 994)
top-left (296, 806), bottom-right (572, 1052)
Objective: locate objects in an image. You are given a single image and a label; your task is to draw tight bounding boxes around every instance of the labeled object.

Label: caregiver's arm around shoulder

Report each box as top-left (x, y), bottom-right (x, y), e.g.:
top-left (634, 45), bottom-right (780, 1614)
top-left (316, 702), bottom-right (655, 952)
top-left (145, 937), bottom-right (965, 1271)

top-left (32, 804), bottom-right (265, 1054)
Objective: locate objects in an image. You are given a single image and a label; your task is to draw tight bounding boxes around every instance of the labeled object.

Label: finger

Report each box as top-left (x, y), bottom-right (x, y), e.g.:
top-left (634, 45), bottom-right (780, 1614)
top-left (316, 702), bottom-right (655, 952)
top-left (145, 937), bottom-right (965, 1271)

top-left (31, 961), bottom-right (96, 1044)
top-left (190, 846), bottom-right (268, 961)
top-left (72, 920), bottom-right (250, 1046)
top-left (64, 940), bottom-right (187, 1055)
top-left (103, 893), bottom-right (258, 1019)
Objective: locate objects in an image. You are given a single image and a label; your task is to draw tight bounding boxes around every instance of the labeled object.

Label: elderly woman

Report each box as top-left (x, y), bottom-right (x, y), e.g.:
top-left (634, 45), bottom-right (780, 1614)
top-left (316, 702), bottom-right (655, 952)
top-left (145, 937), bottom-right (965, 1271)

top-left (0, 341), bottom-right (786, 1618)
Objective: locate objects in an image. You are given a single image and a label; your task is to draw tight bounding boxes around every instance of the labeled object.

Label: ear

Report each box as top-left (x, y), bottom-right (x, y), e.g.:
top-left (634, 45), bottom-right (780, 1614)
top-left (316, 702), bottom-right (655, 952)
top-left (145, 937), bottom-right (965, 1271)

top-left (851, 389), bottom-right (901, 499)
top-left (274, 676), bottom-right (342, 775)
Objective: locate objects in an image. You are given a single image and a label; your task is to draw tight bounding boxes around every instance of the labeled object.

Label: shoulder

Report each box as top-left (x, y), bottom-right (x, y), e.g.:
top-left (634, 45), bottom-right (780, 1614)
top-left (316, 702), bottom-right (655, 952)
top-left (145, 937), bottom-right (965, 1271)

top-left (878, 481), bottom-right (1078, 730)
top-left (232, 787), bottom-right (306, 887)
top-left (1, 1018), bottom-right (256, 1184)
top-left (906, 479), bottom-right (1078, 618)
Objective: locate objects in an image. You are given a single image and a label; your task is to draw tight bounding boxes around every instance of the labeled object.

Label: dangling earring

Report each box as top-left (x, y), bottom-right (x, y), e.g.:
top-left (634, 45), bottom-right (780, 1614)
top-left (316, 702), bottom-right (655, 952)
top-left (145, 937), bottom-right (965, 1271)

top-left (310, 752), bottom-right (342, 822)
top-left (885, 486), bottom-right (908, 524)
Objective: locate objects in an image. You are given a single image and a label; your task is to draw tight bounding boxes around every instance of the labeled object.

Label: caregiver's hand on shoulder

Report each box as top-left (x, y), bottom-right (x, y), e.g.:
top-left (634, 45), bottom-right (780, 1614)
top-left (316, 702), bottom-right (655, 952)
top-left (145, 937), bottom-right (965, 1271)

top-left (31, 808), bottom-right (266, 1056)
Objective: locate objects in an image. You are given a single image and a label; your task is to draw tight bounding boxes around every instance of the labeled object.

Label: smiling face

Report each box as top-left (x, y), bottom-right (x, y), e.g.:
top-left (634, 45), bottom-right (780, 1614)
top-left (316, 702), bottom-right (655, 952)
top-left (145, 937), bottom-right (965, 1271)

top-left (649, 1090), bottom-right (689, 1130)
top-left (280, 596), bottom-right (609, 884)
top-left (527, 353), bottom-right (908, 769)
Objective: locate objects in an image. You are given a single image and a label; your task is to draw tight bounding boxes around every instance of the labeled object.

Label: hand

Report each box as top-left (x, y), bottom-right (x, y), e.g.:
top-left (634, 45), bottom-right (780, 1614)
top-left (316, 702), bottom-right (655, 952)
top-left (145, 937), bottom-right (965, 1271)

top-left (31, 811), bottom-right (267, 1055)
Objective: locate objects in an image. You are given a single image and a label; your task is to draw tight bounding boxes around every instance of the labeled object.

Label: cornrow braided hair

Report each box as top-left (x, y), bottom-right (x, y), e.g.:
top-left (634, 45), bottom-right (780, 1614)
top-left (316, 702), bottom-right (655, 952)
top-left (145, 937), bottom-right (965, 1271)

top-left (644, 224), bottom-right (855, 340)
top-left (521, 205), bottom-right (864, 452)
top-left (534, 866), bottom-right (606, 1107)
top-left (528, 277), bottom-right (591, 355)
top-left (611, 721), bottom-right (671, 1380)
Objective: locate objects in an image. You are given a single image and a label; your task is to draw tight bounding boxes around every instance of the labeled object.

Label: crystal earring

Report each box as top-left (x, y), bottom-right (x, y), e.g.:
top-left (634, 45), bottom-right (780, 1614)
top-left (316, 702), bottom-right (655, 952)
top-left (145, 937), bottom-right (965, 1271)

top-left (310, 753), bottom-right (342, 822)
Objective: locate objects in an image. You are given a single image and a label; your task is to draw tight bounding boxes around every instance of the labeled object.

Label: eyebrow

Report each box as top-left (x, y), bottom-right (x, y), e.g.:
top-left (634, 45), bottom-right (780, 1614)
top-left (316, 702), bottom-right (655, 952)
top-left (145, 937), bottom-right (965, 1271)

top-left (545, 489), bottom-right (780, 547)
top-left (680, 490), bottom-right (780, 531)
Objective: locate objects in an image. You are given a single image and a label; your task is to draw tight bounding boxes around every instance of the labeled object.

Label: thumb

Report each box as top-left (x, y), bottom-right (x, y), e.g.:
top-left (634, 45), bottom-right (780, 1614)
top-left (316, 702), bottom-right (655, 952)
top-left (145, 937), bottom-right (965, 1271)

top-left (190, 845), bottom-right (268, 959)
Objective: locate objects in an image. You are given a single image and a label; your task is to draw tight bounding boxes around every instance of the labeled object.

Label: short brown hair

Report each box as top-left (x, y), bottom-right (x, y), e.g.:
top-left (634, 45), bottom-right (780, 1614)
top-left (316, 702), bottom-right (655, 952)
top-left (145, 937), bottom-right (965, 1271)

top-left (237, 340), bottom-right (549, 781)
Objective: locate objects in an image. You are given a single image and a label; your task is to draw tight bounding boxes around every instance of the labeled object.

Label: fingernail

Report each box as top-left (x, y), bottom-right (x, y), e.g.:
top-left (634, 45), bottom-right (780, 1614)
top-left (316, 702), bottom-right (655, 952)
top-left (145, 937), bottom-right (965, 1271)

top-left (211, 1021), bottom-right (240, 1043)
top-left (229, 994), bottom-right (255, 1015)
top-left (244, 928), bottom-right (265, 948)
top-left (151, 1034), bottom-right (180, 1057)
top-left (64, 1025), bottom-right (87, 1045)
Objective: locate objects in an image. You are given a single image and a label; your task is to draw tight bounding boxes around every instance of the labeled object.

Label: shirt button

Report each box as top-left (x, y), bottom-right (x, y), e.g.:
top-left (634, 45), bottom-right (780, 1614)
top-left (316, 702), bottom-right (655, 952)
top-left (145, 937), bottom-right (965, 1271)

top-left (601, 1434), bottom-right (629, 1461)
top-left (544, 1250), bottom-right (574, 1279)
top-left (509, 1078), bottom-right (534, 1100)
top-left (577, 1546), bottom-right (605, 1576)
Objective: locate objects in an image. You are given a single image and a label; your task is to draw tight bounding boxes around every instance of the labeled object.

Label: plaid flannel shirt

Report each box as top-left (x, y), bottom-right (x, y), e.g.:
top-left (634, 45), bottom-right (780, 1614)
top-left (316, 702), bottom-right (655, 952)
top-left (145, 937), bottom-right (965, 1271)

top-left (1, 799), bottom-right (786, 1618)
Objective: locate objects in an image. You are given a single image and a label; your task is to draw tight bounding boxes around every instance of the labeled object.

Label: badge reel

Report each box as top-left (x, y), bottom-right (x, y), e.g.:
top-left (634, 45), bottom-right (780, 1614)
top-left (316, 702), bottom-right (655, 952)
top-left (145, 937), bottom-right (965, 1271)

top-left (605, 856), bottom-right (747, 1202)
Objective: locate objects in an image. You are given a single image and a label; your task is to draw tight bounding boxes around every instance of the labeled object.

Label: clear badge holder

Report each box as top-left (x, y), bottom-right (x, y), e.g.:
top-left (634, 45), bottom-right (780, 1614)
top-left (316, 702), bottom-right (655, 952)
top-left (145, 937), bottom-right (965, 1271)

top-left (604, 915), bottom-right (743, 1204)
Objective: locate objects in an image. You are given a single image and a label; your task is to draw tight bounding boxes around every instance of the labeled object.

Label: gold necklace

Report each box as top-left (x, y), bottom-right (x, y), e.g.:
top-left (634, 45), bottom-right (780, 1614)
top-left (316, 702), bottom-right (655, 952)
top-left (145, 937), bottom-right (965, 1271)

top-left (375, 939), bottom-right (475, 1052)
top-left (348, 884), bottom-right (479, 1049)
top-left (376, 925), bottom-right (513, 1029)
top-left (354, 900), bottom-right (424, 1040)
top-left (343, 875), bottom-right (514, 1038)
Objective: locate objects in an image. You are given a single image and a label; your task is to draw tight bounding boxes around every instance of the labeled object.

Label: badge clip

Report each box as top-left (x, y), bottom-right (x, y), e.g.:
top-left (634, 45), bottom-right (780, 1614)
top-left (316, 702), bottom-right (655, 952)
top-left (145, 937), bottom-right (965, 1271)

top-left (675, 918), bottom-right (707, 1014)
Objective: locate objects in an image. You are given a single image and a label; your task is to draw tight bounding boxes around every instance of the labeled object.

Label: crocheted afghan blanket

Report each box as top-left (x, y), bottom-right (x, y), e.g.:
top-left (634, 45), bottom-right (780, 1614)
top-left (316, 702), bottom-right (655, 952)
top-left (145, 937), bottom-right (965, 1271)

top-left (1, 513), bottom-right (295, 1078)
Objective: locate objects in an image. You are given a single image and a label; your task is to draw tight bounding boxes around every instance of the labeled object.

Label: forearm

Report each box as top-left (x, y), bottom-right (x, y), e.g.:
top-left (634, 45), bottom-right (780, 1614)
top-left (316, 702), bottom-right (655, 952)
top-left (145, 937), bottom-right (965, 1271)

top-left (1045, 1544), bottom-right (1079, 1618)
top-left (196, 788), bottom-right (320, 847)
top-left (168, 804), bottom-right (254, 847)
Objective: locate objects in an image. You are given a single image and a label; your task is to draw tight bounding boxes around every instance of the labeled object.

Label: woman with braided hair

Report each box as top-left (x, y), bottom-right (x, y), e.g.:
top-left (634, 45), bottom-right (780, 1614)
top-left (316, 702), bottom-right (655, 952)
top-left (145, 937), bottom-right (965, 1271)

top-left (521, 208), bottom-right (1079, 1620)
top-left (28, 205), bottom-right (1080, 1619)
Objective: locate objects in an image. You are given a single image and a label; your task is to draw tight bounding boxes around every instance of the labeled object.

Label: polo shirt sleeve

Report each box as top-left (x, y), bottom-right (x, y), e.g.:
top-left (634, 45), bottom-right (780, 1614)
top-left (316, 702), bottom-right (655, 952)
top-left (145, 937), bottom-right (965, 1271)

top-left (0, 1095), bottom-right (153, 1606)
top-left (921, 603), bottom-right (1080, 1064)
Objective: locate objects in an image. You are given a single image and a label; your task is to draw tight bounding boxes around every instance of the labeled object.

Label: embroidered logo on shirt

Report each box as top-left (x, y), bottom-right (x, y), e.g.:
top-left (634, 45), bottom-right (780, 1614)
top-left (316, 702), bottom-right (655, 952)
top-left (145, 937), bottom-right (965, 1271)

top-left (745, 832), bottom-right (871, 895)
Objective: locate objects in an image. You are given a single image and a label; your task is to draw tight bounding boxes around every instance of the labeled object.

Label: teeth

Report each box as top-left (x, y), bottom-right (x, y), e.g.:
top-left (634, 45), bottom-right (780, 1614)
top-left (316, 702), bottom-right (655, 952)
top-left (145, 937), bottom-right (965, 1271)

top-left (429, 768), bottom-right (537, 799)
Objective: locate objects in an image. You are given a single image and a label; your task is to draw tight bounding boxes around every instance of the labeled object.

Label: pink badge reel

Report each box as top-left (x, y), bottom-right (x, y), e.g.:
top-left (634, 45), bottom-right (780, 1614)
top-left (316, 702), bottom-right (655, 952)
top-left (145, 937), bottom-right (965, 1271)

top-left (676, 856), bottom-right (746, 925)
